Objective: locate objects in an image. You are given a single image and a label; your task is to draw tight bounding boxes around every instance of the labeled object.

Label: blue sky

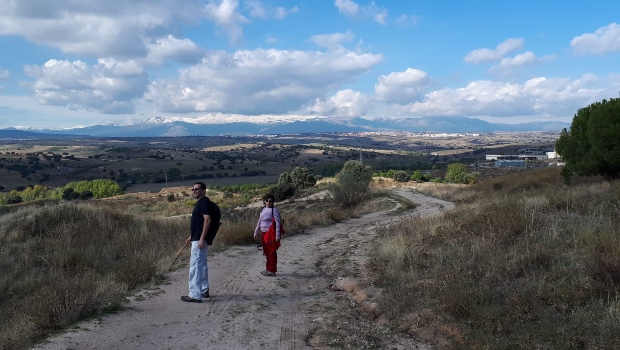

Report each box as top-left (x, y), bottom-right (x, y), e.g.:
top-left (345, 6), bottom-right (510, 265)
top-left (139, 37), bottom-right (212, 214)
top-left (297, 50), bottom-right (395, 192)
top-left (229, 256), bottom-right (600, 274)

top-left (0, 0), bottom-right (619, 129)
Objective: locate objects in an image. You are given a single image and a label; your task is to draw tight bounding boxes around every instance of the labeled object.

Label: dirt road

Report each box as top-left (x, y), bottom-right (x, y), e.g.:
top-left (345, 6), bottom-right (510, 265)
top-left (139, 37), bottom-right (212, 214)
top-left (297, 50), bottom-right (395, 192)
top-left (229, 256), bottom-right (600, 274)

top-left (33, 188), bottom-right (453, 350)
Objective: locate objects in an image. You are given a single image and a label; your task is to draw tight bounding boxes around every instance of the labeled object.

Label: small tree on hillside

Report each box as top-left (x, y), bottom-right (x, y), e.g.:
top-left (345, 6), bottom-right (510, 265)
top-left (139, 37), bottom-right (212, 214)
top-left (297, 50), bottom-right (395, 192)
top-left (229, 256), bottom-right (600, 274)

top-left (392, 170), bottom-right (410, 182)
top-left (445, 163), bottom-right (478, 184)
top-left (278, 166), bottom-right (316, 192)
top-left (329, 160), bottom-right (373, 208)
top-left (556, 98), bottom-right (620, 179)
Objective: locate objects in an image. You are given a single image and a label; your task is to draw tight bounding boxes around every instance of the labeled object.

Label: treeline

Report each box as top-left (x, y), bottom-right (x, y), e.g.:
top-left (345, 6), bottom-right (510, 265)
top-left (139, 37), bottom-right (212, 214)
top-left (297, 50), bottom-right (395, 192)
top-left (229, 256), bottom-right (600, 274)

top-left (374, 163), bottom-right (479, 184)
top-left (0, 179), bottom-right (123, 205)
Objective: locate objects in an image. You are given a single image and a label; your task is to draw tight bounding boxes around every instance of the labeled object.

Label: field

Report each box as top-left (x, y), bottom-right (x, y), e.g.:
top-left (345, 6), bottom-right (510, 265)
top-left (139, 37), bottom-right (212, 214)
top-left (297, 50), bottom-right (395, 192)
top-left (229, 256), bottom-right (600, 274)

top-left (0, 131), bottom-right (558, 193)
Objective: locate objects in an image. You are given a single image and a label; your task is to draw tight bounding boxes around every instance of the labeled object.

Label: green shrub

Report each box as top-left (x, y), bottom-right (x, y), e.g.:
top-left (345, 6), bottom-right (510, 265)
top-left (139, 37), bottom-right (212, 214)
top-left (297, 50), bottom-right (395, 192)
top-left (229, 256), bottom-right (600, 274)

top-left (392, 170), bottom-right (410, 182)
top-left (269, 182), bottom-right (295, 201)
top-left (329, 160), bottom-right (373, 208)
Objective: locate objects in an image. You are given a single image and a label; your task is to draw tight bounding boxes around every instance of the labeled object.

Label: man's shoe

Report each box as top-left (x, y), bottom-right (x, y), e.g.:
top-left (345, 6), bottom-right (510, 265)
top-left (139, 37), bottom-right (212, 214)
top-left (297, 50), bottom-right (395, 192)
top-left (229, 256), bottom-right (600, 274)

top-left (202, 289), bottom-right (209, 298)
top-left (260, 270), bottom-right (276, 277)
top-left (181, 296), bottom-right (201, 303)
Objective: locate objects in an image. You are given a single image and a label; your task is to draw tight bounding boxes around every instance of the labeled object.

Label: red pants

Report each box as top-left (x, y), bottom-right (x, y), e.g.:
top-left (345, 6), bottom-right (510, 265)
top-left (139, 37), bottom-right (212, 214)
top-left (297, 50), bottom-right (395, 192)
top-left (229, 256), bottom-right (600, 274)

top-left (261, 230), bottom-right (279, 273)
top-left (264, 250), bottom-right (277, 273)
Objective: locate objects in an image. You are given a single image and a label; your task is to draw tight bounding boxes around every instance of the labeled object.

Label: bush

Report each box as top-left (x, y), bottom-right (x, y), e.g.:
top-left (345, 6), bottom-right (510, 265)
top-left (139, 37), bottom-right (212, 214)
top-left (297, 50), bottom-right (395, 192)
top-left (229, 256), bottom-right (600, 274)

top-left (410, 170), bottom-right (424, 182)
top-left (79, 191), bottom-right (94, 200)
top-left (6, 192), bottom-right (22, 205)
top-left (279, 167), bottom-right (316, 191)
top-left (392, 170), bottom-right (410, 182)
top-left (269, 183), bottom-right (295, 202)
top-left (329, 160), bottom-right (373, 208)
top-left (62, 188), bottom-right (79, 201)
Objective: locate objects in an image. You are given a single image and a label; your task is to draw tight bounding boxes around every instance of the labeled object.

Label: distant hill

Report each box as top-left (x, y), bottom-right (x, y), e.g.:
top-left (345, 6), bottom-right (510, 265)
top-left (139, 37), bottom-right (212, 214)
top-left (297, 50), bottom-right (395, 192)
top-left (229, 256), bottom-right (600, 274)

top-left (0, 129), bottom-right (86, 139)
top-left (5, 116), bottom-right (570, 137)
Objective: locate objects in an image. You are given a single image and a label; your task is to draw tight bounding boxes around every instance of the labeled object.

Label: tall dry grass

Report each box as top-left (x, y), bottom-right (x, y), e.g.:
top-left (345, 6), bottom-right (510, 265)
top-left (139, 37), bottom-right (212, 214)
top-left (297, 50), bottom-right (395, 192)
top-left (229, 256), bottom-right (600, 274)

top-left (0, 184), bottom-right (395, 349)
top-left (0, 202), bottom-right (187, 349)
top-left (371, 168), bottom-right (620, 349)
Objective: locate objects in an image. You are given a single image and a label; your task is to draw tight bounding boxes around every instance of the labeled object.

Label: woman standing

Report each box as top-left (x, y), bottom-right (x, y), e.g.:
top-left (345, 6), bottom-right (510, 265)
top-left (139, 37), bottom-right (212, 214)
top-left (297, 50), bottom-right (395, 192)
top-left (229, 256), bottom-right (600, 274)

top-left (254, 193), bottom-right (282, 276)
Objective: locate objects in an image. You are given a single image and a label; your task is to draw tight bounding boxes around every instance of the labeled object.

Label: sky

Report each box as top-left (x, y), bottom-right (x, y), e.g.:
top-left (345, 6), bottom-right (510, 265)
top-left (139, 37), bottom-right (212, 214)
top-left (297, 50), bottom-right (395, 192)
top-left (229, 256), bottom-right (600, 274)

top-left (0, 0), bottom-right (619, 129)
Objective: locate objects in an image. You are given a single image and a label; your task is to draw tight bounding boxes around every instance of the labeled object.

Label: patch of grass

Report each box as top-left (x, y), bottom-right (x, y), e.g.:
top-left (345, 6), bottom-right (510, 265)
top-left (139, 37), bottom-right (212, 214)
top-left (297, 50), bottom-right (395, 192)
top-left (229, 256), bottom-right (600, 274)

top-left (371, 168), bottom-right (620, 349)
top-left (0, 202), bottom-right (186, 349)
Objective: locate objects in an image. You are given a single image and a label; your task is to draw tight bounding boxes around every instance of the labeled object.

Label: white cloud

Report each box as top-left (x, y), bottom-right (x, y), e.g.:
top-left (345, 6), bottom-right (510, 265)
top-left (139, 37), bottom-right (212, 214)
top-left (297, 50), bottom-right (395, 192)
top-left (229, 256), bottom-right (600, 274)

top-left (275, 6), bottom-right (298, 20)
top-left (246, 1), bottom-right (298, 20)
top-left (464, 38), bottom-right (525, 63)
top-left (145, 48), bottom-right (383, 115)
top-left (144, 36), bottom-right (206, 66)
top-left (571, 23), bottom-right (620, 55)
top-left (24, 59), bottom-right (149, 114)
top-left (205, 0), bottom-right (249, 44)
top-left (395, 14), bottom-right (420, 28)
top-left (334, 0), bottom-right (388, 25)
top-left (304, 89), bottom-right (372, 118)
top-left (309, 31), bottom-right (355, 50)
top-left (0, 66), bottom-right (9, 81)
top-left (490, 52), bottom-right (557, 71)
top-left (334, 0), bottom-right (359, 17)
top-left (0, 0), bottom-right (205, 58)
top-left (375, 68), bottom-right (430, 104)
top-left (394, 76), bottom-right (608, 119)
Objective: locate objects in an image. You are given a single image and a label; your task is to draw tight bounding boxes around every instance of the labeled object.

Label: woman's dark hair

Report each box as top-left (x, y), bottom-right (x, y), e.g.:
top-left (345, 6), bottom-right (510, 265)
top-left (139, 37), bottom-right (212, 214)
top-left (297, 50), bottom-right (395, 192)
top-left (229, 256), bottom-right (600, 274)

top-left (262, 193), bottom-right (275, 202)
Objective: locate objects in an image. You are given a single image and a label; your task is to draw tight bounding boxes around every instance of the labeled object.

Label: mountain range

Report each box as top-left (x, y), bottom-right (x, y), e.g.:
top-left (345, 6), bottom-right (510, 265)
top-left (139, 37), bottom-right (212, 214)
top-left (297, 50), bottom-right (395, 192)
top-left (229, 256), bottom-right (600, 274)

top-left (1, 116), bottom-right (569, 138)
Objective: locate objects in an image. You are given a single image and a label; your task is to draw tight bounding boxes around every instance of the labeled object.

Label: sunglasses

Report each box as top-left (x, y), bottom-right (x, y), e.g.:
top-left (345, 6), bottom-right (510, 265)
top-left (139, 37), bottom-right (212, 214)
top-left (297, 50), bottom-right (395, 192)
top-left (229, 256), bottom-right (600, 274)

top-left (191, 188), bottom-right (201, 191)
top-left (265, 199), bottom-right (274, 203)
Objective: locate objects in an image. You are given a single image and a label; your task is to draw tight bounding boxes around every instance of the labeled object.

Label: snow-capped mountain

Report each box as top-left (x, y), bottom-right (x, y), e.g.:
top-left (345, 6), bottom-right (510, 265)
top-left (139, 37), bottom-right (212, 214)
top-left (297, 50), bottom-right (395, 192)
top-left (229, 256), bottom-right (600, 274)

top-left (3, 116), bottom-right (569, 138)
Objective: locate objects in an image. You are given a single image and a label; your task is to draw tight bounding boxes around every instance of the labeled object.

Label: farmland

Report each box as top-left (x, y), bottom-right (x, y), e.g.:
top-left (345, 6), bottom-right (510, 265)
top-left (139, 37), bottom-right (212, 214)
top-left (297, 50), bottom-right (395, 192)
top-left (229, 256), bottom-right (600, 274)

top-left (0, 131), bottom-right (559, 193)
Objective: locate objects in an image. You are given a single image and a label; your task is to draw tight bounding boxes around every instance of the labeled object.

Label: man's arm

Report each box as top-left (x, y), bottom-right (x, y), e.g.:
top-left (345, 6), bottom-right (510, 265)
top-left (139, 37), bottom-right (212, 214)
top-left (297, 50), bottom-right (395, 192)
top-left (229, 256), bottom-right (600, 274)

top-left (198, 214), bottom-right (212, 249)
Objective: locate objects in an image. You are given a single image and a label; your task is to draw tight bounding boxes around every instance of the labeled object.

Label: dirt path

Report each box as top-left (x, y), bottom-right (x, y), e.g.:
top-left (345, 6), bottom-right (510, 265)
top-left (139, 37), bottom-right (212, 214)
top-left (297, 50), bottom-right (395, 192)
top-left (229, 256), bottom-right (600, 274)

top-left (33, 188), bottom-right (453, 350)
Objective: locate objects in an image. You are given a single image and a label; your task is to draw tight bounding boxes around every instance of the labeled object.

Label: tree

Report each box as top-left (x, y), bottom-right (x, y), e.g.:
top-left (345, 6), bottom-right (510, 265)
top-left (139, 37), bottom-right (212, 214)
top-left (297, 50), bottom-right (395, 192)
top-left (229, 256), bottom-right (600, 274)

top-left (392, 170), bottom-right (410, 182)
top-left (556, 98), bottom-right (620, 179)
top-left (329, 160), bottom-right (373, 208)
top-left (278, 167), bottom-right (316, 191)
top-left (167, 167), bottom-right (182, 180)
top-left (62, 188), bottom-right (79, 200)
top-left (445, 163), bottom-right (468, 184)
top-left (410, 170), bottom-right (424, 182)
top-left (6, 190), bottom-right (22, 204)
top-left (445, 163), bottom-right (478, 184)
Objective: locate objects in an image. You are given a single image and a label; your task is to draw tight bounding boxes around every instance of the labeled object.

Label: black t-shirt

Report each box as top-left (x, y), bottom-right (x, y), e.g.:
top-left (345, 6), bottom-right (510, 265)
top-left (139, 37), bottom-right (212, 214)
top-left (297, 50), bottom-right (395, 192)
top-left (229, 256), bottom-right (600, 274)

top-left (190, 197), bottom-right (214, 241)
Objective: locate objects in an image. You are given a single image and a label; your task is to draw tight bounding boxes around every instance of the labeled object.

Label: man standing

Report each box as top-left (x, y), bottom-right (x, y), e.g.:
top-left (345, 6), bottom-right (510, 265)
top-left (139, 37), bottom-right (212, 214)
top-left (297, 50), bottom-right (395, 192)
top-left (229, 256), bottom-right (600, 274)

top-left (181, 182), bottom-right (213, 303)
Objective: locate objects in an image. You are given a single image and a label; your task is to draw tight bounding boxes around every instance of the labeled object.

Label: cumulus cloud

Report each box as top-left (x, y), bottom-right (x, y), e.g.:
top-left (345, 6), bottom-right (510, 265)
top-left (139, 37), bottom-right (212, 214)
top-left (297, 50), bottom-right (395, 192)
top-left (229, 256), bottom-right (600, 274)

top-left (464, 38), bottom-right (524, 63)
top-left (304, 89), bottom-right (372, 117)
top-left (0, 0), bottom-right (205, 58)
top-left (145, 48), bottom-right (383, 115)
top-left (309, 31), bottom-right (355, 50)
top-left (144, 36), bottom-right (206, 66)
top-left (204, 0), bottom-right (249, 44)
top-left (489, 52), bottom-right (557, 72)
top-left (334, 0), bottom-right (388, 25)
top-left (571, 23), bottom-right (620, 55)
top-left (246, 1), bottom-right (298, 19)
top-left (393, 76), bottom-right (608, 119)
top-left (375, 68), bottom-right (430, 104)
top-left (24, 59), bottom-right (149, 114)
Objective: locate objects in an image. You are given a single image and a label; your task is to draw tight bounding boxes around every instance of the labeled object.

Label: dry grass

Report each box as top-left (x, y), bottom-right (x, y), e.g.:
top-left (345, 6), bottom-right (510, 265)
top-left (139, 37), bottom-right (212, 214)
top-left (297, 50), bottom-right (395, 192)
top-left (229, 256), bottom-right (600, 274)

top-left (371, 168), bottom-right (620, 349)
top-left (0, 180), bottom-right (393, 349)
top-left (0, 202), bottom-right (187, 349)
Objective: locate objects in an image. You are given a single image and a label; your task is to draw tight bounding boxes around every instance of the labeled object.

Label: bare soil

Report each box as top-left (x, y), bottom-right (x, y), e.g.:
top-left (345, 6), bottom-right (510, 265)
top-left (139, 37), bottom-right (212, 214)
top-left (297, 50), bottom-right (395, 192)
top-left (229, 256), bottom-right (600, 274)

top-left (33, 188), bottom-right (453, 350)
